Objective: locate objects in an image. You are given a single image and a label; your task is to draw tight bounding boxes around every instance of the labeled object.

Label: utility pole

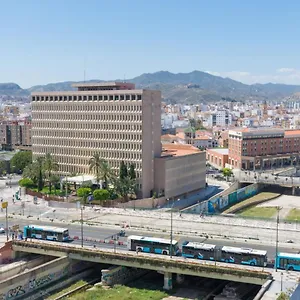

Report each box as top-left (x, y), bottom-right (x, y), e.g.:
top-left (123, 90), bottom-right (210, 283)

top-left (81, 205), bottom-right (84, 247)
top-left (5, 205), bottom-right (8, 241)
top-left (275, 206), bottom-right (282, 272)
top-left (170, 208), bottom-right (173, 258)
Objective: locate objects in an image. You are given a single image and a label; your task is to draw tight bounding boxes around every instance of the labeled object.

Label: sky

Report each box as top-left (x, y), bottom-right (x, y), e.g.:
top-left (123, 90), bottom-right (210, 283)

top-left (1, 0), bottom-right (300, 88)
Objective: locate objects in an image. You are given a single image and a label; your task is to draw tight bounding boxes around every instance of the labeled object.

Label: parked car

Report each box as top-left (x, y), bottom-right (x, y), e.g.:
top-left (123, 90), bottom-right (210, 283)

top-left (0, 227), bottom-right (5, 234)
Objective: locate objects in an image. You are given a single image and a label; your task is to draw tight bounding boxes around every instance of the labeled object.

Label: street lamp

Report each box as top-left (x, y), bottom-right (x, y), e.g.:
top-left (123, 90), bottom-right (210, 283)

top-left (275, 206), bottom-right (282, 272)
top-left (168, 198), bottom-right (180, 258)
top-left (80, 204), bottom-right (84, 247)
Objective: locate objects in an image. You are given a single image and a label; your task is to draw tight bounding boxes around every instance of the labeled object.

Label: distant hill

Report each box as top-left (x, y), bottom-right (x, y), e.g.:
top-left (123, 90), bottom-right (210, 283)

top-left (2, 71), bottom-right (300, 103)
top-left (0, 83), bottom-right (29, 96)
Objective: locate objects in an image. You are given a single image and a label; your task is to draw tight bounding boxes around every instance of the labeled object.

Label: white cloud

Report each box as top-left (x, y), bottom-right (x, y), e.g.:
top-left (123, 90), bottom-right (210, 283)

top-left (207, 68), bottom-right (300, 85)
top-left (276, 68), bottom-right (297, 74)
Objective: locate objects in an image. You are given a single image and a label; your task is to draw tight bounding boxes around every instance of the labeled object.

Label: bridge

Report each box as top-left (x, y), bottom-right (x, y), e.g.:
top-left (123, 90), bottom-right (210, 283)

top-left (12, 240), bottom-right (271, 290)
top-left (234, 170), bottom-right (300, 193)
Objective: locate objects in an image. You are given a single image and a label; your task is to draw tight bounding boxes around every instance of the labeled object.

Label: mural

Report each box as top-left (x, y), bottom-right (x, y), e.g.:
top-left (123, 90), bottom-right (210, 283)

top-left (219, 195), bottom-right (229, 210)
top-left (185, 183), bottom-right (260, 214)
top-left (208, 198), bottom-right (219, 214)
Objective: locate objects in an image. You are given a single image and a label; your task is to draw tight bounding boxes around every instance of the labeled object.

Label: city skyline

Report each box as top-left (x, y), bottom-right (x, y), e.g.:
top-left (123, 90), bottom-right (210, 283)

top-left (1, 0), bottom-right (300, 87)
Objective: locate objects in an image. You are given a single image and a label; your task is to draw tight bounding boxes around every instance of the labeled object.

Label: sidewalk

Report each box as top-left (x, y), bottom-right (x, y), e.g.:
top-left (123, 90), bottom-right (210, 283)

top-left (262, 270), bottom-right (299, 299)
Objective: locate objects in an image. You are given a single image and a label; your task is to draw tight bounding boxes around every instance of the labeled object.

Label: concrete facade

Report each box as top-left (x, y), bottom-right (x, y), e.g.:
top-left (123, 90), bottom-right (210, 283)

top-left (12, 240), bottom-right (271, 286)
top-left (31, 82), bottom-right (206, 199)
top-left (31, 82), bottom-right (161, 198)
top-left (154, 146), bottom-right (206, 198)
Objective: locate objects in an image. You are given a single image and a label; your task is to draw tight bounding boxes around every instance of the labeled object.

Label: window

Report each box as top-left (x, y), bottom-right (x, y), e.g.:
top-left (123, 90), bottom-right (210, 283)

top-left (137, 95), bottom-right (142, 100)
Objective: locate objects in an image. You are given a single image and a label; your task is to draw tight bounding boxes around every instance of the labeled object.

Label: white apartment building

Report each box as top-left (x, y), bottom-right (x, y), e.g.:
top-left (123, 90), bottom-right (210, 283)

top-left (207, 110), bottom-right (232, 127)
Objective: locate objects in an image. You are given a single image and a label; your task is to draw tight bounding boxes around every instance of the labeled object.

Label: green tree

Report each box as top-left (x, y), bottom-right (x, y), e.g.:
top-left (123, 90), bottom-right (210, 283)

top-left (77, 187), bottom-right (92, 203)
top-left (93, 189), bottom-right (110, 202)
top-left (277, 292), bottom-right (289, 300)
top-left (221, 167), bottom-right (233, 181)
top-left (89, 153), bottom-right (112, 188)
top-left (36, 157), bottom-right (45, 191)
top-left (19, 178), bottom-right (34, 188)
top-left (119, 161), bottom-right (128, 180)
top-left (113, 176), bottom-right (136, 202)
top-left (22, 157), bottom-right (45, 190)
top-left (23, 163), bottom-right (38, 186)
top-left (49, 174), bottom-right (60, 195)
top-left (10, 151), bottom-right (32, 173)
top-left (43, 153), bottom-right (59, 194)
top-left (129, 164), bottom-right (136, 180)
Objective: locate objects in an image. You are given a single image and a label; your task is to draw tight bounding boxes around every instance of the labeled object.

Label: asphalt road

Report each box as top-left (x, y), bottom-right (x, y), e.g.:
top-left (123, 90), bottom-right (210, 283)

top-left (2, 217), bottom-right (298, 260)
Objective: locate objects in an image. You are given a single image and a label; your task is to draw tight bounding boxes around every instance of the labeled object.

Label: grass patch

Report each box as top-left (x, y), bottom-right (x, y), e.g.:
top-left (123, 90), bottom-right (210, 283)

top-left (238, 206), bottom-right (277, 218)
top-left (223, 192), bottom-right (280, 214)
top-left (286, 208), bottom-right (300, 221)
top-left (66, 285), bottom-right (168, 300)
top-left (46, 280), bottom-right (87, 300)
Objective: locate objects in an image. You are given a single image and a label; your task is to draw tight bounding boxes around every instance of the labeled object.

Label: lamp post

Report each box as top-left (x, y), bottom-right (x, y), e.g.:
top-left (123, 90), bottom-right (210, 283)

top-left (275, 206), bottom-right (282, 272)
top-left (168, 198), bottom-right (180, 258)
top-left (80, 204), bottom-right (84, 247)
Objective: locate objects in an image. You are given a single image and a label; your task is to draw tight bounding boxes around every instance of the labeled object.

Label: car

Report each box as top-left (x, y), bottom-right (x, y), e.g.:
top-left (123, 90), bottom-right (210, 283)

top-left (0, 227), bottom-right (5, 234)
top-left (286, 239), bottom-right (294, 243)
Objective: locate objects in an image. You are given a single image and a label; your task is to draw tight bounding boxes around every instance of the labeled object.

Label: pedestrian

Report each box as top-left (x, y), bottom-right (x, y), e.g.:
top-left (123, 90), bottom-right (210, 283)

top-left (12, 195), bottom-right (15, 204)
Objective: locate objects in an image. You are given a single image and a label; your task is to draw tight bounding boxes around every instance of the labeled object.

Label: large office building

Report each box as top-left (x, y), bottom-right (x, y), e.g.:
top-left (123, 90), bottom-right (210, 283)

top-left (31, 82), bottom-right (206, 199)
top-left (228, 128), bottom-right (300, 170)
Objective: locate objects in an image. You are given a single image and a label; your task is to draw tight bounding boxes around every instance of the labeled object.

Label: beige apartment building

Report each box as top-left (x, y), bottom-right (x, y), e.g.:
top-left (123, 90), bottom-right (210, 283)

top-left (31, 82), bottom-right (206, 199)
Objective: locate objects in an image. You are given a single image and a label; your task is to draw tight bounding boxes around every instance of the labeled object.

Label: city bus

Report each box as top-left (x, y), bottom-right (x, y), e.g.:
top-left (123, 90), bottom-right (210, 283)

top-left (23, 225), bottom-right (70, 242)
top-left (221, 246), bottom-right (267, 267)
top-left (181, 241), bottom-right (216, 260)
top-left (276, 252), bottom-right (300, 271)
top-left (127, 235), bottom-right (180, 256)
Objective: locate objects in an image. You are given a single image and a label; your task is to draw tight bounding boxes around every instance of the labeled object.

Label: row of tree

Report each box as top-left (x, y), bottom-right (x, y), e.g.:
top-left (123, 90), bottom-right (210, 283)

top-left (22, 153), bottom-right (59, 193)
top-left (88, 153), bottom-right (137, 201)
top-left (20, 151), bottom-right (138, 202)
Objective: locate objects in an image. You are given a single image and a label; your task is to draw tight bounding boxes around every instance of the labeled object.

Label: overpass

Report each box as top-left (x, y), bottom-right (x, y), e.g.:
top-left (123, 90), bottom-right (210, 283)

top-left (12, 240), bottom-right (271, 289)
top-left (235, 170), bottom-right (300, 192)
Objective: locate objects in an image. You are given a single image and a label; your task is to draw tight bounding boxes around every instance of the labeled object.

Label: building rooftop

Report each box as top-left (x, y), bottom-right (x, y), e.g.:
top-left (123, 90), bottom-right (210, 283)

top-left (207, 148), bottom-right (229, 155)
top-left (72, 81), bottom-right (135, 91)
top-left (161, 144), bottom-right (201, 157)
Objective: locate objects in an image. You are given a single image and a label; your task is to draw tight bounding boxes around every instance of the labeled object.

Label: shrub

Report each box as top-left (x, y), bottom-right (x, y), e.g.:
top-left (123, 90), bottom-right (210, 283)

top-left (19, 178), bottom-right (34, 188)
top-left (93, 189), bottom-right (110, 201)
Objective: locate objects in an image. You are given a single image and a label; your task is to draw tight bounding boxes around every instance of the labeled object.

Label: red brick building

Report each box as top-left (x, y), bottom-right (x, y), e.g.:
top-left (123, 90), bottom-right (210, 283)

top-left (228, 128), bottom-right (300, 170)
top-left (206, 148), bottom-right (229, 169)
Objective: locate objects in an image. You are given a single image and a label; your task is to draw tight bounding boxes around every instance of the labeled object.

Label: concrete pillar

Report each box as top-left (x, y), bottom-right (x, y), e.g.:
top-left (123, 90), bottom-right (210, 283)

top-left (292, 186), bottom-right (296, 196)
top-left (163, 272), bottom-right (173, 290)
top-left (176, 274), bottom-right (185, 284)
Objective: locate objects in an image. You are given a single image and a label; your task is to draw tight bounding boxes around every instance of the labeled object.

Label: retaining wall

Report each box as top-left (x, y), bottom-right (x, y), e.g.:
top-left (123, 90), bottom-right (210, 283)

top-left (0, 256), bottom-right (91, 300)
top-left (101, 265), bottom-right (148, 286)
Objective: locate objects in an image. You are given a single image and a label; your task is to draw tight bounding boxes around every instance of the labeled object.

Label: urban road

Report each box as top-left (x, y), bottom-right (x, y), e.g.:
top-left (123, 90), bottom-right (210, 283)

top-left (1, 182), bottom-right (300, 261)
top-left (1, 216), bottom-right (298, 261)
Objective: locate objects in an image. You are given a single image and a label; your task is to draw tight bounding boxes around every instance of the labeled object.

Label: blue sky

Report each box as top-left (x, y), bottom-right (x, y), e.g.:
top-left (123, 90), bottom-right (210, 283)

top-left (1, 0), bottom-right (300, 87)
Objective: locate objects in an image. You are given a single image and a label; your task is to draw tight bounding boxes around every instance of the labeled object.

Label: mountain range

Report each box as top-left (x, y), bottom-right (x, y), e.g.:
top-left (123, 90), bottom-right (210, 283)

top-left (2, 70), bottom-right (300, 103)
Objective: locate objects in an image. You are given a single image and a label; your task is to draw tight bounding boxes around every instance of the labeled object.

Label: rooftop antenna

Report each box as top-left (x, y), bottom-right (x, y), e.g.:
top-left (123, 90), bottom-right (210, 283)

top-left (83, 57), bottom-right (86, 82)
top-left (124, 74), bottom-right (126, 83)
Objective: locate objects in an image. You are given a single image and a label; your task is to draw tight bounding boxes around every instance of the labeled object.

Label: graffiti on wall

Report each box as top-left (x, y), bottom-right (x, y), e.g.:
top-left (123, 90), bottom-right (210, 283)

top-left (3, 267), bottom-right (69, 299)
top-left (208, 198), bottom-right (219, 213)
top-left (219, 195), bottom-right (229, 210)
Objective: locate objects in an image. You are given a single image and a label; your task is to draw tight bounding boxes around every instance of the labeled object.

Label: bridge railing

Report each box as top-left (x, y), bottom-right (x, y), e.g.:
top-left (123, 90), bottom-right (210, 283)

top-left (12, 240), bottom-right (271, 283)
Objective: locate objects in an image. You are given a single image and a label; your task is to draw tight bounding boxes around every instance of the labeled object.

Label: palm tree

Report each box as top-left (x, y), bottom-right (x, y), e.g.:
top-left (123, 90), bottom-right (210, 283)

top-left (89, 153), bottom-right (111, 188)
top-left (43, 153), bottom-right (59, 194)
top-left (36, 156), bottom-right (45, 192)
top-left (50, 175), bottom-right (60, 195)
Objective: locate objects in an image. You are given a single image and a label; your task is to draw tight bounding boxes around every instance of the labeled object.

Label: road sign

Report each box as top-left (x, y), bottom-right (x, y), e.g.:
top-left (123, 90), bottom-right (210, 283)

top-left (1, 202), bottom-right (8, 209)
top-left (12, 225), bottom-right (19, 231)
